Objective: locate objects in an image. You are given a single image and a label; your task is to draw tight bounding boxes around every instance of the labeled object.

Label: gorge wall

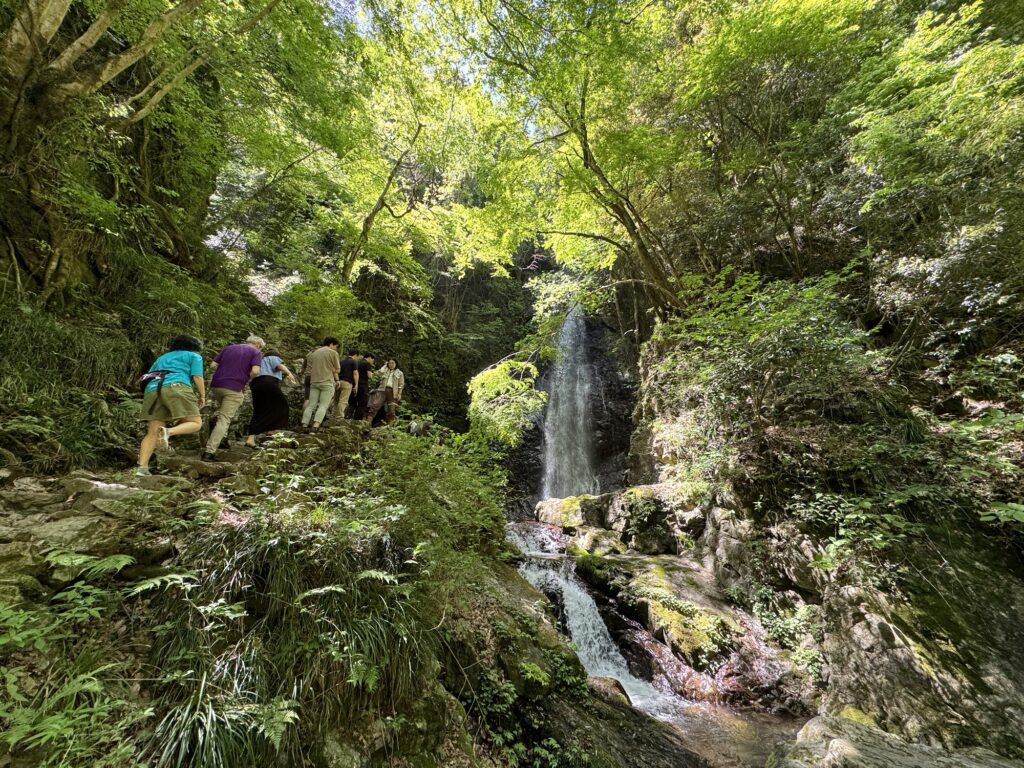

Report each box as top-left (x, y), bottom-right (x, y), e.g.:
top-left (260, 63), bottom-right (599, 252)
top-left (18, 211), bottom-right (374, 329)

top-left (525, 306), bottom-right (1024, 768)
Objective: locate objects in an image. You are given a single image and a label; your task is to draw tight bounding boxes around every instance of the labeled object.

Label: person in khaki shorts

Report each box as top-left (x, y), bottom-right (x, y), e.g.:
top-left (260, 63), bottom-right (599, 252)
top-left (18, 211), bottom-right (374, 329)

top-left (136, 335), bottom-right (206, 475)
top-left (302, 337), bottom-right (341, 431)
top-left (201, 335), bottom-right (263, 461)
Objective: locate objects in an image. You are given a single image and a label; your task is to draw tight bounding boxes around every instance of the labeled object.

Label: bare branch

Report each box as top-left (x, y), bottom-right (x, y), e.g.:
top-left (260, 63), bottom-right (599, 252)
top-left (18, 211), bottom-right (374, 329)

top-left (55, 0), bottom-right (206, 99)
top-left (2, 0), bottom-right (72, 69)
top-left (46, 0), bottom-right (126, 76)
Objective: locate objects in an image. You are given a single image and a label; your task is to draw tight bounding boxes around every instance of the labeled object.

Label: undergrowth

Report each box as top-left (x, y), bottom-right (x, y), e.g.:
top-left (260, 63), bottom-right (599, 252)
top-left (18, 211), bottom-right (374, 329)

top-left (2, 425), bottom-right (590, 766)
top-left (0, 260), bottom-right (265, 472)
top-left (643, 271), bottom-right (1024, 575)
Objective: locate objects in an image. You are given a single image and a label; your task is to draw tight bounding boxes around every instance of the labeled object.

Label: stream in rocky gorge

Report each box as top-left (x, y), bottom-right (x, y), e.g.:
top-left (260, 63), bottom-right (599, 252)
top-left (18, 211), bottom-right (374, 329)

top-left (508, 307), bottom-right (801, 767)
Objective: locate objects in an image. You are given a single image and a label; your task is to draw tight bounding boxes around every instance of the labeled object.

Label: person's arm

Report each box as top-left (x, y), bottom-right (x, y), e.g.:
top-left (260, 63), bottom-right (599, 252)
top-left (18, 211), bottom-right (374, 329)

top-left (395, 371), bottom-right (404, 401)
top-left (191, 354), bottom-right (206, 406)
top-left (249, 365), bottom-right (260, 379)
top-left (249, 349), bottom-right (261, 380)
top-left (277, 362), bottom-right (298, 385)
top-left (353, 368), bottom-right (359, 390)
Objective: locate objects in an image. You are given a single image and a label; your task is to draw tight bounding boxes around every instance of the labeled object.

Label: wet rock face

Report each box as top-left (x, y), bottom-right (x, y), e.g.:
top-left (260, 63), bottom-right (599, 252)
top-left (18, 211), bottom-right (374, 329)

top-left (697, 498), bottom-right (1024, 760)
top-left (568, 528), bottom-right (818, 713)
top-left (819, 536), bottom-right (1024, 759)
top-left (583, 319), bottom-right (634, 492)
top-left (505, 417), bottom-right (544, 521)
top-left (772, 713), bottom-right (1024, 768)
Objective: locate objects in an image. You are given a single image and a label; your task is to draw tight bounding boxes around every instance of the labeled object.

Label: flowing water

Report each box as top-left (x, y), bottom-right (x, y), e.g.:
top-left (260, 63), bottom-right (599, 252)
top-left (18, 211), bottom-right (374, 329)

top-left (540, 307), bottom-right (600, 500)
top-left (527, 308), bottom-right (679, 717)
top-left (511, 308), bottom-right (800, 766)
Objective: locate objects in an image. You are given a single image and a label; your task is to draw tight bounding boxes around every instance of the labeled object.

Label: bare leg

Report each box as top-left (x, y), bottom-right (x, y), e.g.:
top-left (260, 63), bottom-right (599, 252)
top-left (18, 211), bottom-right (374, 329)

top-left (138, 420), bottom-right (165, 468)
top-left (169, 415), bottom-right (201, 437)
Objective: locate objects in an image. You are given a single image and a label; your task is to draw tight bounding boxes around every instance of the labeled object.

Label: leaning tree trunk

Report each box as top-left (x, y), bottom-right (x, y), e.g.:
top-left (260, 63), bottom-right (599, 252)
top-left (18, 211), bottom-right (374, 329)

top-left (0, 0), bottom-right (280, 303)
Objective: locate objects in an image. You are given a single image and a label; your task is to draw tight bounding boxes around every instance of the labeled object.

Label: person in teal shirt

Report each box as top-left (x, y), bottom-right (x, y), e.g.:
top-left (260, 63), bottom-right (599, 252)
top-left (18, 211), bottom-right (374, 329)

top-left (137, 335), bottom-right (206, 475)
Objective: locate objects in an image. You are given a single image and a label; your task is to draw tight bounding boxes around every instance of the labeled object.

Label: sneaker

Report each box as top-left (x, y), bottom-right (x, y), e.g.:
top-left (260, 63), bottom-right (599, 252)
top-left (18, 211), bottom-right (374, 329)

top-left (156, 427), bottom-right (170, 453)
top-left (201, 452), bottom-right (217, 462)
top-left (134, 466), bottom-right (152, 476)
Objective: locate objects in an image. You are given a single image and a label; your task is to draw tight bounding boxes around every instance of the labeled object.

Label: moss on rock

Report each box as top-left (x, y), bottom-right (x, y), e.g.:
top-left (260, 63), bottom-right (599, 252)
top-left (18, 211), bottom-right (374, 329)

top-left (619, 567), bottom-right (734, 671)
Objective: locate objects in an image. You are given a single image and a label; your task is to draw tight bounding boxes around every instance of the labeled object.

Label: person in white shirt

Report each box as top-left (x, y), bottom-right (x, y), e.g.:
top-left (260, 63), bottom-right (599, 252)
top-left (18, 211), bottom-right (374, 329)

top-left (366, 358), bottom-right (405, 425)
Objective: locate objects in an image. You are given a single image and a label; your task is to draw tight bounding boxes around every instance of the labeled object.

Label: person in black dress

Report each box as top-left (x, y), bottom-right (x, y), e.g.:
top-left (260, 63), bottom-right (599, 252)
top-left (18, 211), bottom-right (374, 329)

top-left (245, 349), bottom-right (298, 447)
top-left (349, 352), bottom-right (374, 420)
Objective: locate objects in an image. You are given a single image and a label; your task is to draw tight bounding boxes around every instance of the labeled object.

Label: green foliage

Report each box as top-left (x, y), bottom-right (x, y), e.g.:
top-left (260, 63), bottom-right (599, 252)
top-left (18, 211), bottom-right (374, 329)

top-left (270, 282), bottom-right (373, 351)
top-left (133, 427), bottom-right (508, 765)
top-left (0, 557), bottom-right (152, 767)
top-left (468, 360), bottom-right (548, 447)
top-left (620, 489), bottom-right (661, 543)
top-left (645, 271), bottom-right (1018, 567)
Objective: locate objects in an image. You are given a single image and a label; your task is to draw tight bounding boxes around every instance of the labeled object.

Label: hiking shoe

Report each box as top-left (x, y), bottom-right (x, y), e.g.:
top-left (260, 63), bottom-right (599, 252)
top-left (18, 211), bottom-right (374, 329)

top-left (156, 427), bottom-right (170, 453)
top-left (201, 452), bottom-right (217, 462)
top-left (134, 466), bottom-right (152, 476)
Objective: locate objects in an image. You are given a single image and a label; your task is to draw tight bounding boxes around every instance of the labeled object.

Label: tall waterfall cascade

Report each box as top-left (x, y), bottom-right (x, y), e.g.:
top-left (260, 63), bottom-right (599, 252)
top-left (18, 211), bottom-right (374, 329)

top-left (509, 308), bottom-right (804, 764)
top-left (540, 307), bottom-right (600, 500)
top-left (514, 307), bottom-right (681, 719)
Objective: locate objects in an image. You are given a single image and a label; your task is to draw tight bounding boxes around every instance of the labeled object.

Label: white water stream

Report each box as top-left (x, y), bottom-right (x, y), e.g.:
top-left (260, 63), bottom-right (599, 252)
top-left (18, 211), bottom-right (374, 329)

top-left (540, 307), bottom-right (600, 500)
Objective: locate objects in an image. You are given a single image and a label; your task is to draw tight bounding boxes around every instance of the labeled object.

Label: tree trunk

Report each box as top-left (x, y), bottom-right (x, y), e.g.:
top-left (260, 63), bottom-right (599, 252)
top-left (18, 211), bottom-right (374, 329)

top-left (341, 123), bottom-right (424, 282)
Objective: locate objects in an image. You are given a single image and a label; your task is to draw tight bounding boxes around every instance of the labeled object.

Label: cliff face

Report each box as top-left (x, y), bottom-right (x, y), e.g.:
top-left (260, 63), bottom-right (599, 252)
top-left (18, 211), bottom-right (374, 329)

top-left (559, 322), bottom-right (1024, 765)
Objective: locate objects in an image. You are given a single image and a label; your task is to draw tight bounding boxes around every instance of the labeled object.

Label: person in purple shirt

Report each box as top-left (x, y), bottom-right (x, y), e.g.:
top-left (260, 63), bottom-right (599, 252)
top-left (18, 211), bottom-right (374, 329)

top-left (202, 335), bottom-right (264, 461)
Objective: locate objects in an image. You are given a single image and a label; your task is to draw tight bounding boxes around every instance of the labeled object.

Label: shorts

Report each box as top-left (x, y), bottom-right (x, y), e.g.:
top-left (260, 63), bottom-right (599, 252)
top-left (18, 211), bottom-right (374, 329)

top-left (140, 383), bottom-right (200, 422)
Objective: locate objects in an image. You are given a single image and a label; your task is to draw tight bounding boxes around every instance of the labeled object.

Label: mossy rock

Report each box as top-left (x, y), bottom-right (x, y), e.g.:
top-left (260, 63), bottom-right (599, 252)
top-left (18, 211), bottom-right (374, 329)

top-left (571, 526), bottom-right (627, 556)
top-left (535, 494), bottom-right (612, 529)
top-left (575, 553), bottom-right (623, 591)
top-left (619, 567), bottom-right (734, 670)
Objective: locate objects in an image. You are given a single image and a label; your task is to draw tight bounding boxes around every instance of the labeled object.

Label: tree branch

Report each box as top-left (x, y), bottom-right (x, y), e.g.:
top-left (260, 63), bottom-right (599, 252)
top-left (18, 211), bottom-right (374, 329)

top-left (537, 229), bottom-right (628, 251)
top-left (207, 146), bottom-right (325, 232)
top-left (341, 122), bottom-right (424, 282)
top-left (45, 0), bottom-right (126, 76)
top-left (126, 0), bottom-right (283, 122)
top-left (54, 0), bottom-right (206, 100)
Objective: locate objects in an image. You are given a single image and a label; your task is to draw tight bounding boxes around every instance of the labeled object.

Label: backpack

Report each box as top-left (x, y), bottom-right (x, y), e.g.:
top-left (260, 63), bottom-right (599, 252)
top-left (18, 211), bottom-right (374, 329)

top-left (138, 370), bottom-right (172, 413)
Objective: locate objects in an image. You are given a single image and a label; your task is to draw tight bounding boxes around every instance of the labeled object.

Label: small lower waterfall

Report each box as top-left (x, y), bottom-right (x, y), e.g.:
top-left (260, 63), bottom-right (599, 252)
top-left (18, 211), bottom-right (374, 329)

top-left (519, 555), bottom-right (681, 719)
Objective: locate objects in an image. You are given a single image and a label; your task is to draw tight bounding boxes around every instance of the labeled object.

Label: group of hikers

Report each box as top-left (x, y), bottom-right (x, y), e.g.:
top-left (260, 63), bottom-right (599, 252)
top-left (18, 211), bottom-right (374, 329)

top-left (136, 335), bottom-right (405, 475)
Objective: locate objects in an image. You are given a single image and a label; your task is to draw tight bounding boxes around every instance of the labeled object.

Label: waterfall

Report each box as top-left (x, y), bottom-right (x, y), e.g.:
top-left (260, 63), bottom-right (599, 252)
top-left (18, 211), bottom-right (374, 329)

top-left (519, 557), bottom-right (682, 720)
top-left (509, 309), bottom-right (799, 765)
top-left (514, 307), bottom-right (681, 719)
top-left (541, 307), bottom-right (600, 499)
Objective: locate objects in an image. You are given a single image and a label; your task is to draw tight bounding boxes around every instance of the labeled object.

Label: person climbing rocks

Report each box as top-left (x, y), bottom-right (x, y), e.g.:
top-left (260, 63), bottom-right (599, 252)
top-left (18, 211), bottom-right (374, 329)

top-left (202, 335), bottom-right (264, 461)
top-left (244, 348), bottom-right (298, 448)
top-left (136, 335), bottom-right (206, 475)
top-left (301, 337), bottom-right (341, 431)
top-left (351, 352), bottom-right (374, 420)
top-left (332, 348), bottom-right (360, 422)
top-left (366, 357), bottom-right (404, 425)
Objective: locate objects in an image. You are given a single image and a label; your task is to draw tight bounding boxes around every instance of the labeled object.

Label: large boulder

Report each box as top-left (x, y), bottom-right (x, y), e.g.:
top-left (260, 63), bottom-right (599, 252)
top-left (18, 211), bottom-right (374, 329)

top-left (535, 494), bottom-right (614, 529)
top-left (771, 713), bottom-right (1023, 768)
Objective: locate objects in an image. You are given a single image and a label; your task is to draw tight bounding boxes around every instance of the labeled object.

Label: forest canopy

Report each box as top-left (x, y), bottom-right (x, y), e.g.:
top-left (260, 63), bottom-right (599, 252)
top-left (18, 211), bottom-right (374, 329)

top-left (1, 0), bottom-right (1023, 464)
